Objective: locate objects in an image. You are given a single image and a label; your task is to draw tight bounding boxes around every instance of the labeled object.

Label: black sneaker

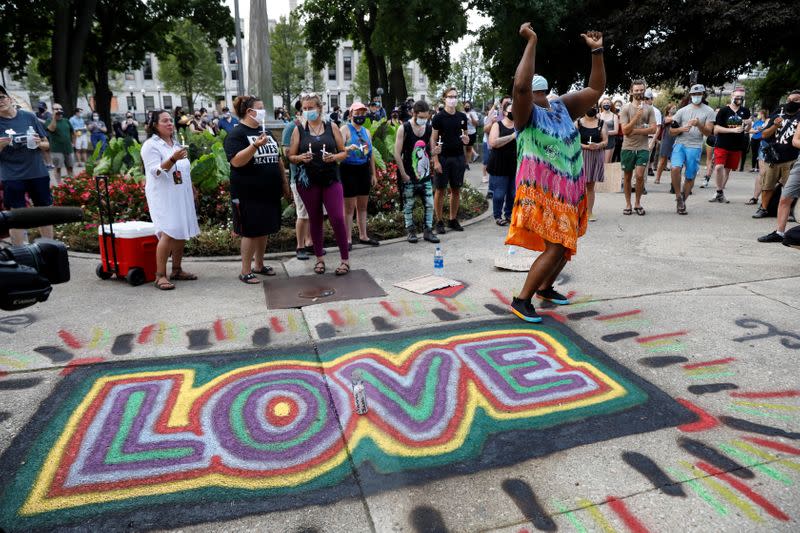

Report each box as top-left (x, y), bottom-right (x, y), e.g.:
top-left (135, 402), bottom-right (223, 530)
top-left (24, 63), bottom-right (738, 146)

top-left (296, 248), bottom-right (310, 260)
top-left (718, 192), bottom-right (729, 203)
top-left (510, 297), bottom-right (542, 323)
top-left (407, 229), bottom-right (418, 243)
top-left (423, 227), bottom-right (440, 243)
top-left (435, 220), bottom-right (446, 234)
top-left (487, 190), bottom-right (493, 199)
top-left (757, 231), bottom-right (784, 243)
top-left (647, 168), bottom-right (655, 176)
top-left (536, 286), bottom-right (570, 305)
top-left (448, 219), bottom-right (464, 231)
top-left (752, 207), bottom-right (768, 219)
top-left (709, 191), bottom-right (722, 203)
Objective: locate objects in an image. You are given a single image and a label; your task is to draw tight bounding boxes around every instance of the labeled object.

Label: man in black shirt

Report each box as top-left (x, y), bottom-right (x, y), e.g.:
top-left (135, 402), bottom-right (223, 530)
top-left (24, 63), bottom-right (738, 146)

top-left (710, 88), bottom-right (750, 203)
top-left (430, 87), bottom-right (469, 233)
top-left (755, 90), bottom-right (800, 222)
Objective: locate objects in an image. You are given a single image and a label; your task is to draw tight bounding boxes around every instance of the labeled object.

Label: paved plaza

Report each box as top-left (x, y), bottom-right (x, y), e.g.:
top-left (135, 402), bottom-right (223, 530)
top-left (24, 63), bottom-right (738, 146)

top-left (1, 167), bottom-right (799, 532)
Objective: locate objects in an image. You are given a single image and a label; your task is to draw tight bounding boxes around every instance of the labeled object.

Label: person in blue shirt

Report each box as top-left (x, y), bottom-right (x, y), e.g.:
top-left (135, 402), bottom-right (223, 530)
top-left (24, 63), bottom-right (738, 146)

top-left (217, 106), bottom-right (238, 134)
top-left (69, 108), bottom-right (89, 166)
top-left (0, 85), bottom-right (54, 245)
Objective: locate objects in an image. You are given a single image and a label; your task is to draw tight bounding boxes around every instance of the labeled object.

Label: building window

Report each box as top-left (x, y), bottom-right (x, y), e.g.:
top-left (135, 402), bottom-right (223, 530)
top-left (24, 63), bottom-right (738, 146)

top-left (419, 71), bottom-right (426, 84)
top-left (163, 95), bottom-right (173, 110)
top-left (328, 65), bottom-right (336, 81)
top-left (125, 71), bottom-right (135, 81)
top-left (229, 50), bottom-right (238, 64)
top-left (343, 56), bottom-right (352, 81)
top-left (231, 66), bottom-right (238, 81)
top-left (346, 94), bottom-right (353, 107)
top-left (126, 96), bottom-right (136, 110)
top-left (330, 95), bottom-right (339, 108)
top-left (181, 96), bottom-right (188, 108)
top-left (215, 48), bottom-right (223, 64)
top-left (144, 95), bottom-right (155, 110)
top-left (143, 55), bottom-right (153, 80)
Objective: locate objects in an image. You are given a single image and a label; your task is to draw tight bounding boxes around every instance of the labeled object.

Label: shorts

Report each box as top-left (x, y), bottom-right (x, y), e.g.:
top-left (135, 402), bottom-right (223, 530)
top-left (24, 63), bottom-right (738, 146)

top-left (605, 135), bottom-right (617, 151)
top-left (433, 155), bottom-right (466, 189)
top-left (340, 162), bottom-right (372, 198)
top-left (670, 144), bottom-right (703, 180)
top-left (2, 176), bottom-right (53, 209)
top-left (51, 152), bottom-right (74, 168)
top-left (762, 160), bottom-right (794, 191)
top-left (713, 147), bottom-right (741, 170)
top-left (232, 197), bottom-right (281, 238)
top-left (758, 140), bottom-right (768, 162)
top-left (291, 182), bottom-right (308, 219)
top-left (74, 133), bottom-right (89, 150)
top-left (467, 133), bottom-right (477, 147)
top-left (620, 149), bottom-right (650, 172)
top-left (782, 159), bottom-right (800, 199)
top-left (482, 142), bottom-right (491, 164)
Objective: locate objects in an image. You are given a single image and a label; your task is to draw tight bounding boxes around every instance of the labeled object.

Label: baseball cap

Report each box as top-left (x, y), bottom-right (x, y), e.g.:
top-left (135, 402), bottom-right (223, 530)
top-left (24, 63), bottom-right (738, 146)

top-left (689, 84), bottom-right (705, 94)
top-left (644, 88), bottom-right (654, 99)
top-left (350, 101), bottom-right (367, 113)
top-left (531, 75), bottom-right (548, 92)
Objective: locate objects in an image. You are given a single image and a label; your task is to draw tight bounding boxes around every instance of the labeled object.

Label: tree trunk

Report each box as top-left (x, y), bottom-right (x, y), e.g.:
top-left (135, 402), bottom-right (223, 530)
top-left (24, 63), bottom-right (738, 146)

top-left (51, 0), bottom-right (97, 114)
top-left (387, 57), bottom-right (407, 109)
top-left (249, 0), bottom-right (274, 113)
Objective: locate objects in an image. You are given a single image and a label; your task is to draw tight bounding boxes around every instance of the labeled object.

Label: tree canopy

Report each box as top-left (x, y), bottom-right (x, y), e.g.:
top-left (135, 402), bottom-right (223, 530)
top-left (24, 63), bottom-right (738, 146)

top-left (270, 13), bottom-right (309, 108)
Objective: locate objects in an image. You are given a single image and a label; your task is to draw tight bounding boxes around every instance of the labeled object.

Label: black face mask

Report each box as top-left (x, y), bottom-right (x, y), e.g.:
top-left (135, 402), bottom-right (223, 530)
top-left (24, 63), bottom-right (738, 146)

top-left (352, 115), bottom-right (366, 125)
top-left (464, 107), bottom-right (471, 112)
top-left (586, 108), bottom-right (598, 117)
top-left (506, 112), bottom-right (513, 121)
top-left (784, 101), bottom-right (800, 115)
top-left (602, 104), bottom-right (611, 110)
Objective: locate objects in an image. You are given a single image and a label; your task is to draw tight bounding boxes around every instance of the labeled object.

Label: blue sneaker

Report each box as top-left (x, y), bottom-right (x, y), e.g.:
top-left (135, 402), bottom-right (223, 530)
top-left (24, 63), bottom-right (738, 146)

top-left (510, 297), bottom-right (542, 323)
top-left (536, 287), bottom-right (570, 305)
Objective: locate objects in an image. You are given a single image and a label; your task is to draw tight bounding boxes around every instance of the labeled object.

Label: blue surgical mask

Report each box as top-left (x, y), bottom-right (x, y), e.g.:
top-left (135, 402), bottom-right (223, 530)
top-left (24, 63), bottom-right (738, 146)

top-left (415, 117), bottom-right (427, 126)
top-left (691, 95), bottom-right (702, 105)
top-left (303, 109), bottom-right (319, 121)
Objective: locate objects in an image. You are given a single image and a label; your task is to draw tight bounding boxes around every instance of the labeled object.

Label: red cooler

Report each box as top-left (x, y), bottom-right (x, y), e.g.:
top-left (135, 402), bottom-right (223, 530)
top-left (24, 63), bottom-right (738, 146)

top-left (96, 221), bottom-right (158, 286)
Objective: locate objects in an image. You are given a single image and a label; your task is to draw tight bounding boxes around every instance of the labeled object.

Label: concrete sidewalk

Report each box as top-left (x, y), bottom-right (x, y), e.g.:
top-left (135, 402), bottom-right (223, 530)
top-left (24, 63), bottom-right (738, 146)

top-left (1, 167), bottom-right (799, 532)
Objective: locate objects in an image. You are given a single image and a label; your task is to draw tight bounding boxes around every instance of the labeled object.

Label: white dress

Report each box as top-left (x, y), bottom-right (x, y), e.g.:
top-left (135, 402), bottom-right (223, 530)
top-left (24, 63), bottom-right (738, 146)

top-left (141, 135), bottom-right (200, 240)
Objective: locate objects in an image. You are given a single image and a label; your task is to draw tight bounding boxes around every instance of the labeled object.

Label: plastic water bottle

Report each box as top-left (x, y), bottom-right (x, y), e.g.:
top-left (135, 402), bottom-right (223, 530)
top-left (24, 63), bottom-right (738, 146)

top-left (434, 245), bottom-right (444, 276)
top-left (26, 126), bottom-right (37, 149)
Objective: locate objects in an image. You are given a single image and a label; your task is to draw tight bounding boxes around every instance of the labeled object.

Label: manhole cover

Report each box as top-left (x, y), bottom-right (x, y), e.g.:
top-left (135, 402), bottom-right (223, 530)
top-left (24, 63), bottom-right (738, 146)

top-left (297, 287), bottom-right (336, 299)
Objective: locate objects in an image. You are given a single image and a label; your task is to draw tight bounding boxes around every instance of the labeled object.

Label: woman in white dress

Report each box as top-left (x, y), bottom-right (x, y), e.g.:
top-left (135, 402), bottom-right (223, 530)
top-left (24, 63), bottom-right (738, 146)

top-left (141, 110), bottom-right (200, 290)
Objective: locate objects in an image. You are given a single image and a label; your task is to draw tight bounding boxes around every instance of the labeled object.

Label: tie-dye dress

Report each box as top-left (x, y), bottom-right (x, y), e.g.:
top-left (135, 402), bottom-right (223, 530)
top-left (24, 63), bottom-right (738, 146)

top-left (505, 99), bottom-right (587, 259)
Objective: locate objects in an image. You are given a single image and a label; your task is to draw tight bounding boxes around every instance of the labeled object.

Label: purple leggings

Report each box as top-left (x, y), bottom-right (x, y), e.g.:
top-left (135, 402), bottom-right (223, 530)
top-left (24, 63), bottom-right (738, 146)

top-left (297, 181), bottom-right (349, 260)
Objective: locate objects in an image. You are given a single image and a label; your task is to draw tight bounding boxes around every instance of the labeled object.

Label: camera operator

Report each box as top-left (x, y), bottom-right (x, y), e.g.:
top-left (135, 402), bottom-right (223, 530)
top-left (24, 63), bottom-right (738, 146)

top-left (0, 85), bottom-right (53, 246)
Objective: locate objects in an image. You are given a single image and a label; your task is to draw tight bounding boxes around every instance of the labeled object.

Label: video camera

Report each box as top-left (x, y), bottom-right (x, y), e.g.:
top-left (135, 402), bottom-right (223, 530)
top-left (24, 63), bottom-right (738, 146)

top-left (0, 206), bottom-right (83, 311)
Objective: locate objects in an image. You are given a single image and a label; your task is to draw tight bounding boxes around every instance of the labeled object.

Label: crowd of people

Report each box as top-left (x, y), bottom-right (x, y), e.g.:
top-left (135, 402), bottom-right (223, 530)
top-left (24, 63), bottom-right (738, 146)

top-left (1, 28), bottom-right (798, 319)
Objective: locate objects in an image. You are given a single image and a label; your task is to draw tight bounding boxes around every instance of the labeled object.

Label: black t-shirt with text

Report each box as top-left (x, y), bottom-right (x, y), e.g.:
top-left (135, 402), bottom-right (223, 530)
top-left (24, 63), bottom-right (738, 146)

top-left (431, 110), bottom-right (468, 157)
top-left (714, 105), bottom-right (750, 150)
top-left (223, 123), bottom-right (282, 198)
top-left (765, 110), bottom-right (800, 163)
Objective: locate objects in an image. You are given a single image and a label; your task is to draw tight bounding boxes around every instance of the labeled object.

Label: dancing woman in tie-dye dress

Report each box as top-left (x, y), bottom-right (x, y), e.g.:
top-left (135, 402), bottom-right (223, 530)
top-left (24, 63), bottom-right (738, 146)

top-left (506, 23), bottom-right (606, 323)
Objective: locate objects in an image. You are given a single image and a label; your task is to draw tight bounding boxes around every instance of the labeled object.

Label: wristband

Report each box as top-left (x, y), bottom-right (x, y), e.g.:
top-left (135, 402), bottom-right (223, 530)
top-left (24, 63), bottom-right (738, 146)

top-left (591, 47), bottom-right (604, 55)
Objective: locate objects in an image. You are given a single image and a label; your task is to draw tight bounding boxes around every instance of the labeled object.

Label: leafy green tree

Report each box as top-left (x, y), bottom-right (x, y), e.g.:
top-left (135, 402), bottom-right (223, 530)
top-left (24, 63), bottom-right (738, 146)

top-left (300, 0), bottom-right (467, 109)
top-left (158, 23), bottom-right (224, 113)
top-left (270, 13), bottom-right (307, 107)
top-left (431, 42), bottom-right (494, 107)
top-left (351, 54), bottom-right (372, 103)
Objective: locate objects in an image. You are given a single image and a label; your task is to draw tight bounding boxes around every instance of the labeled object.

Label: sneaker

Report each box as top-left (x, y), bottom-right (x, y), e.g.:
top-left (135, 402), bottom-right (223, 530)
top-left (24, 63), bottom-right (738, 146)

top-left (407, 229), bottom-right (418, 243)
top-left (423, 227), bottom-right (440, 243)
top-left (448, 219), bottom-right (464, 231)
top-left (709, 191), bottom-right (722, 203)
top-left (296, 248), bottom-right (310, 260)
top-left (757, 230), bottom-right (784, 243)
top-left (486, 190), bottom-right (493, 199)
top-left (588, 212), bottom-right (597, 222)
top-left (510, 297), bottom-right (542, 323)
top-left (435, 220), bottom-right (446, 234)
top-left (700, 176), bottom-right (710, 188)
top-left (676, 196), bottom-right (687, 215)
top-left (789, 214), bottom-right (797, 223)
top-left (718, 192), bottom-right (729, 203)
top-left (752, 207), bottom-right (768, 219)
top-left (536, 286), bottom-right (570, 305)
top-left (647, 168), bottom-right (655, 176)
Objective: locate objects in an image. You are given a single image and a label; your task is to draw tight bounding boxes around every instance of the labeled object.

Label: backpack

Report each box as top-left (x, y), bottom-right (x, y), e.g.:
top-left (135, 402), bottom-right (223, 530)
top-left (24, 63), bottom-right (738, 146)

top-left (783, 224), bottom-right (800, 248)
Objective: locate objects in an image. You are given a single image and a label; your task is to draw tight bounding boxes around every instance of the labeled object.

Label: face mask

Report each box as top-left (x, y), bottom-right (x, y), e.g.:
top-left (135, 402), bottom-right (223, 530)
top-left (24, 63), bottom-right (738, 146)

top-left (251, 109), bottom-right (266, 123)
top-left (303, 109), bottom-right (319, 121)
top-left (224, 112), bottom-right (231, 118)
top-left (691, 95), bottom-right (702, 105)
top-left (506, 112), bottom-right (514, 121)
top-left (415, 117), bottom-right (427, 126)
top-left (785, 101), bottom-right (800, 114)
top-left (602, 104), bottom-right (611, 110)
top-left (445, 97), bottom-right (457, 107)
top-left (586, 108), bottom-right (598, 117)
top-left (733, 98), bottom-right (743, 105)
top-left (92, 115), bottom-right (99, 120)
top-left (464, 107), bottom-right (471, 112)
top-left (633, 93), bottom-right (643, 101)
top-left (352, 115), bottom-right (366, 125)
top-left (126, 115), bottom-right (132, 119)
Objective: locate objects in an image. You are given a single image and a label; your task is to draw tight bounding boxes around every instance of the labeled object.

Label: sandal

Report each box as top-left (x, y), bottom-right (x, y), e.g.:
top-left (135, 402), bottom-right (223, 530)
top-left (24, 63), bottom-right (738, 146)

top-left (154, 274), bottom-right (175, 291)
top-left (623, 208), bottom-right (633, 215)
top-left (634, 207), bottom-right (646, 216)
top-left (238, 272), bottom-right (261, 284)
top-left (169, 268), bottom-right (197, 281)
top-left (314, 260), bottom-right (326, 274)
top-left (357, 237), bottom-right (380, 246)
top-left (495, 218), bottom-right (508, 226)
top-left (335, 262), bottom-right (351, 276)
top-left (253, 265), bottom-right (276, 276)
